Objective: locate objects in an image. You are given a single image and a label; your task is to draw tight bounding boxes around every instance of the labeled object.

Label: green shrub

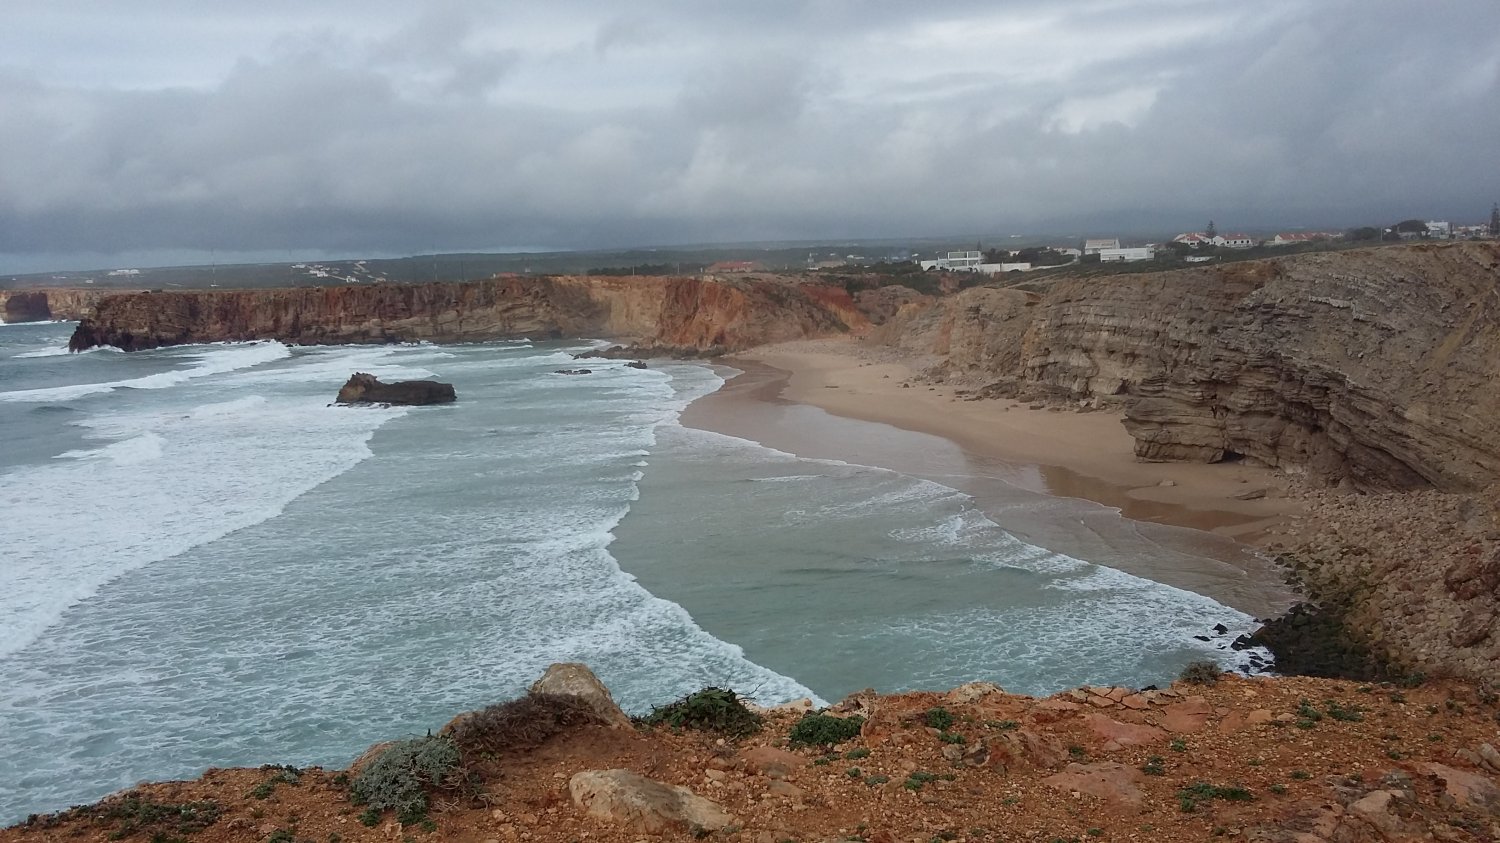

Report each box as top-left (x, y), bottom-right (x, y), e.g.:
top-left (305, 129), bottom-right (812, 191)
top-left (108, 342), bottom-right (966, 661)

top-left (350, 735), bottom-right (460, 825)
top-left (250, 766), bottom-right (302, 800)
top-left (904, 771), bottom-right (941, 791)
top-left (940, 732), bottom-right (965, 744)
top-left (24, 796), bottom-right (222, 839)
top-left (845, 747), bottom-right (871, 760)
top-left (1141, 756), bottom-right (1166, 776)
top-left (788, 713), bottom-right (865, 747)
top-left (1178, 660), bottom-right (1222, 685)
top-left (642, 688), bottom-right (762, 738)
top-left (1178, 782), bottom-right (1254, 812)
top-left (924, 707), bottom-right (955, 731)
top-left (1324, 700), bottom-right (1364, 722)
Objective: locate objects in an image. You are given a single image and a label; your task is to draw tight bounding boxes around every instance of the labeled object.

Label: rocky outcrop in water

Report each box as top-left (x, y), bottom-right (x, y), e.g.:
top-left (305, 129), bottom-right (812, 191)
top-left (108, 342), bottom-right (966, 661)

top-left (334, 373), bottom-right (456, 405)
top-left (67, 275), bottom-right (867, 353)
top-left (875, 243), bottom-right (1500, 491)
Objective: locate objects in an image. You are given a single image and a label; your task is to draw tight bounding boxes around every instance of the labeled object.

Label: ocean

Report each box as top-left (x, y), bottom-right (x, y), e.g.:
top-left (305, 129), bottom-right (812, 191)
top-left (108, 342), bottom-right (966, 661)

top-left (0, 321), bottom-right (1267, 821)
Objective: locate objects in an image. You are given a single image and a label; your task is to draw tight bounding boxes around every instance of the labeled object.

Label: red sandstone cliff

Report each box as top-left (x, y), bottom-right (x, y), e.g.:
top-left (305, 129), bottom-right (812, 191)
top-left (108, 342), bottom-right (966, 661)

top-left (0, 288), bottom-right (122, 323)
top-left (67, 275), bottom-right (866, 353)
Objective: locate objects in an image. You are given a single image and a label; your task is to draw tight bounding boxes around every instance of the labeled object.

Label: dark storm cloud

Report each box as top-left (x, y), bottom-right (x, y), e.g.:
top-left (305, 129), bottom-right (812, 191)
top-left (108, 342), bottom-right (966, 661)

top-left (1, 0), bottom-right (1497, 271)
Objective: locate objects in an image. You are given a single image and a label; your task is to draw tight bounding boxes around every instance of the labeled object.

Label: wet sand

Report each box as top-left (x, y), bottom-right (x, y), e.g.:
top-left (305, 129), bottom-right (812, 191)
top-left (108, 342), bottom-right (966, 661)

top-left (679, 338), bottom-right (1301, 619)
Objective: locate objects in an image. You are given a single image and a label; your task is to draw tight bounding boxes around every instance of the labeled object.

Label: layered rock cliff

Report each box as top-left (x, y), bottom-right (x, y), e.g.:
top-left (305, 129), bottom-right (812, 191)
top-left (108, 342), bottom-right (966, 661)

top-left (0, 288), bottom-right (119, 323)
top-left (68, 275), bottom-right (865, 353)
top-left (876, 243), bottom-right (1500, 491)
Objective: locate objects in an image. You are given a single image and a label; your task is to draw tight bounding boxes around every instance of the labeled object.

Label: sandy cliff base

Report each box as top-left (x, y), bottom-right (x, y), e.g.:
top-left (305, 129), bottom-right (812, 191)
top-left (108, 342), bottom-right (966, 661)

top-left (682, 339), bottom-right (1300, 619)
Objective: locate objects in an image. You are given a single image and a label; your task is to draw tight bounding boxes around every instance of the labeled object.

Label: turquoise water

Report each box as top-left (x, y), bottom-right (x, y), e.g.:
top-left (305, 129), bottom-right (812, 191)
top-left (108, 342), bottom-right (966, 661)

top-left (0, 321), bottom-right (1263, 821)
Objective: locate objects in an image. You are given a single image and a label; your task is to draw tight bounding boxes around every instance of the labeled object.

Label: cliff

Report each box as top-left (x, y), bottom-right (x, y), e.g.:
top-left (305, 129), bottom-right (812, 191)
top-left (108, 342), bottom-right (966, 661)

top-left (0, 288), bottom-right (121, 323)
top-left (875, 243), bottom-right (1500, 491)
top-left (8, 664), bottom-right (1500, 843)
top-left (67, 275), bottom-right (865, 353)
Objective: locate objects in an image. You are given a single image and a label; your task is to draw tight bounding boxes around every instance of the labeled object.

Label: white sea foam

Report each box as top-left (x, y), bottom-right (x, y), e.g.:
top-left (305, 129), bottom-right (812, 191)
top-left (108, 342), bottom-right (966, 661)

top-left (657, 415), bottom-right (1266, 681)
top-left (0, 341), bottom-right (291, 403)
top-left (0, 392), bottom-right (404, 660)
top-left (11, 345), bottom-right (122, 359)
top-left (0, 346), bottom-right (828, 822)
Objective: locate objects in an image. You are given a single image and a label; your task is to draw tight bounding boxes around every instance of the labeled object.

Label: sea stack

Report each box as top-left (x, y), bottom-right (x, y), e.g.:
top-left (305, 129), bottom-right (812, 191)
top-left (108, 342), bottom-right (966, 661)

top-left (335, 372), bottom-right (456, 405)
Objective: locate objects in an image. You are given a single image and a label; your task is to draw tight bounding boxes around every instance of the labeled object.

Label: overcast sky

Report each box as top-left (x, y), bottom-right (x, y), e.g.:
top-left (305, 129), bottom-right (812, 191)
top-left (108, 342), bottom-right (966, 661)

top-left (3, 1), bottom-right (1498, 273)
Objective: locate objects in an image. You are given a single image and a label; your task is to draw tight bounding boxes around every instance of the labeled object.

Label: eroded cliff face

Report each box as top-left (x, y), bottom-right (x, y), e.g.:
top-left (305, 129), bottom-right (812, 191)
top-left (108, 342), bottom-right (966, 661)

top-left (0, 288), bottom-right (119, 322)
top-left (877, 243), bottom-right (1500, 491)
top-left (68, 275), bottom-right (866, 353)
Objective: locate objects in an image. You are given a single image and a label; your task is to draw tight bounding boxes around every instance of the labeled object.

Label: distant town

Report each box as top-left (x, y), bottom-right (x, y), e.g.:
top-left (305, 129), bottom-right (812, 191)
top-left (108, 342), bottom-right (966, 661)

top-left (5, 205), bottom-right (1497, 292)
top-left (911, 206), bottom-right (1500, 277)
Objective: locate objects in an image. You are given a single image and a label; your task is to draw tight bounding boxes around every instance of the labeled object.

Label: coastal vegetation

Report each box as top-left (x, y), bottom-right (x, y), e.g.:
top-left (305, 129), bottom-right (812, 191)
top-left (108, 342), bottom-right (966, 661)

top-left (642, 687), bottom-right (764, 738)
top-left (11, 665), bottom-right (1500, 842)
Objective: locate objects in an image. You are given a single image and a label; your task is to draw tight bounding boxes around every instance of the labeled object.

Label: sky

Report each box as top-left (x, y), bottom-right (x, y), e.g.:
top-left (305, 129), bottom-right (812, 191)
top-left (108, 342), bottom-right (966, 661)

top-left (2, 0), bottom-right (1498, 273)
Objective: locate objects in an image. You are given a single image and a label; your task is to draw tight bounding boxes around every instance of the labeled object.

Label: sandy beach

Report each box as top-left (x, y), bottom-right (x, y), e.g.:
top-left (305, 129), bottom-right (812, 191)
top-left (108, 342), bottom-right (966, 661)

top-left (681, 337), bottom-right (1302, 619)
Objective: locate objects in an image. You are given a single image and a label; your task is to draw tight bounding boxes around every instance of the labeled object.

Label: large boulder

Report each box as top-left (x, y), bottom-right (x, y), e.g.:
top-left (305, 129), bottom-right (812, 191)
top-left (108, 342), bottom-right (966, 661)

top-left (569, 769), bottom-right (734, 833)
top-left (528, 663), bottom-right (632, 728)
top-left (1042, 762), bottom-right (1146, 807)
top-left (335, 372), bottom-right (455, 405)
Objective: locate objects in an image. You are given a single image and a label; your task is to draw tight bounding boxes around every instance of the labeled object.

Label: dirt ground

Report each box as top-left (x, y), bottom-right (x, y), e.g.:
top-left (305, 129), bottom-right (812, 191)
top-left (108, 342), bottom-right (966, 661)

top-left (7, 673), bottom-right (1500, 843)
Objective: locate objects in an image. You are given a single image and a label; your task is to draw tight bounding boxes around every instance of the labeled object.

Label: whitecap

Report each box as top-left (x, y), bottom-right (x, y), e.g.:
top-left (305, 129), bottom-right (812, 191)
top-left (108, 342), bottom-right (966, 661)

top-left (0, 342), bottom-right (292, 403)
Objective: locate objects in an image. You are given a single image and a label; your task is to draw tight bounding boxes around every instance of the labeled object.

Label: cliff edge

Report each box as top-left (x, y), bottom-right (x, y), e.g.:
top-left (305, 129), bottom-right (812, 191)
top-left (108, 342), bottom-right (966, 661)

top-left (8, 664), bottom-right (1499, 843)
top-left (875, 242), bottom-right (1500, 492)
top-left (67, 275), bottom-right (866, 353)
top-left (0, 288), bottom-right (123, 323)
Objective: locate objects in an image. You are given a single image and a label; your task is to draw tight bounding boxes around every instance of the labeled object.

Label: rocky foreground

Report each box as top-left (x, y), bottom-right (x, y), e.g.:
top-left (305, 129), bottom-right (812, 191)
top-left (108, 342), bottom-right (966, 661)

top-left (7, 664), bottom-right (1499, 843)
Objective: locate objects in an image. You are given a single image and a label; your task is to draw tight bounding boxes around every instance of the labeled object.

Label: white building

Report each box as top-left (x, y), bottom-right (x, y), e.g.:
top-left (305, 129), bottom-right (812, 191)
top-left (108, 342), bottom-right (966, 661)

top-left (1172, 233), bottom-right (1214, 247)
top-left (1214, 233), bottom-right (1256, 249)
top-left (1426, 221), bottom-right (1453, 239)
top-left (1270, 232), bottom-right (1326, 246)
top-left (1099, 246), bottom-right (1155, 262)
top-left (919, 250), bottom-right (984, 271)
top-left (978, 262), bottom-right (1033, 274)
top-left (1083, 238), bottom-right (1121, 255)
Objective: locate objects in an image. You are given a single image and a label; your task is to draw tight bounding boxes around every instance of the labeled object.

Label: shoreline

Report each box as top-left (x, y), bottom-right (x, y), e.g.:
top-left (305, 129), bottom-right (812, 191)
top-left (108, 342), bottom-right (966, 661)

top-left (679, 338), bottom-right (1301, 620)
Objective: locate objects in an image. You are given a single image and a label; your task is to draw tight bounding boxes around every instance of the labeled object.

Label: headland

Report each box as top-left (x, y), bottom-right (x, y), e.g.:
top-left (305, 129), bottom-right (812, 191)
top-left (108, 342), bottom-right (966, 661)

top-left (9, 241), bottom-right (1500, 839)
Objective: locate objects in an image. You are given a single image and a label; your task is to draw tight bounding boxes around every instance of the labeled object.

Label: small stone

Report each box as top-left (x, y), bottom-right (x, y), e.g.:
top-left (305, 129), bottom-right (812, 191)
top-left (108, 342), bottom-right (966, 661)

top-left (739, 746), bottom-right (808, 779)
top-left (1479, 743), bottom-right (1500, 773)
top-left (946, 681), bottom-right (1004, 705)
top-left (766, 780), bottom-right (805, 800)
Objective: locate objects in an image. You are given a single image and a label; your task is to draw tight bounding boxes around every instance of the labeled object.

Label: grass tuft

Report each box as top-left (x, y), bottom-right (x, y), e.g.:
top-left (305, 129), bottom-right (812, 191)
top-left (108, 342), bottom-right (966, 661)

top-left (788, 712), bottom-right (865, 747)
top-left (642, 688), bottom-right (763, 739)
